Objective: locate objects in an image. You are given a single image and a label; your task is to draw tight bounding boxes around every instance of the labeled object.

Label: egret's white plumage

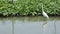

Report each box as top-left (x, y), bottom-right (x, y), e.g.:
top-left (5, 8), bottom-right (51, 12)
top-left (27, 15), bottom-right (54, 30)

top-left (42, 4), bottom-right (49, 19)
top-left (41, 4), bottom-right (49, 32)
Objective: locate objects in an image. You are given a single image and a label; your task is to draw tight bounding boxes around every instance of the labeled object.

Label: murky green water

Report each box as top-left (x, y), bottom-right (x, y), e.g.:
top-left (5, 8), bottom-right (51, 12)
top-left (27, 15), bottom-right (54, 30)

top-left (0, 16), bottom-right (60, 34)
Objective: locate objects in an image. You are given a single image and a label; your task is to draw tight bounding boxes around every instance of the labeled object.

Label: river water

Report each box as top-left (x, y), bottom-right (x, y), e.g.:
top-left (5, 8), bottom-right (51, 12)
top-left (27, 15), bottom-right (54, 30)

top-left (0, 16), bottom-right (60, 34)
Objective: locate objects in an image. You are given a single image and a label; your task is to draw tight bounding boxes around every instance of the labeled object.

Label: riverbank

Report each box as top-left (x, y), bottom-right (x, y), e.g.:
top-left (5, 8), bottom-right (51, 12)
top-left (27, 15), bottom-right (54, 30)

top-left (0, 0), bottom-right (60, 16)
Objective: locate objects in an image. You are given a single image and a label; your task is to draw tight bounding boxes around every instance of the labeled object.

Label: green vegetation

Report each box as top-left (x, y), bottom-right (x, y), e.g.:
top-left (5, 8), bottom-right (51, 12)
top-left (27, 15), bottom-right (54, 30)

top-left (0, 0), bottom-right (60, 16)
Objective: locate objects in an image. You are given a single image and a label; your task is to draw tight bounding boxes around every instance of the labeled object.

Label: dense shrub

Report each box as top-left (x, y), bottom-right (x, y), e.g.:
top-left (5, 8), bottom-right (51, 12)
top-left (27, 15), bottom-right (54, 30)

top-left (0, 0), bottom-right (60, 16)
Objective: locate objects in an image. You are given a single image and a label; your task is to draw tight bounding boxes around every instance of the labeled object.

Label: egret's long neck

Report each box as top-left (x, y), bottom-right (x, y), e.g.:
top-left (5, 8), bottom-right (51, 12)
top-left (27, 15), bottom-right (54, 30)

top-left (42, 4), bottom-right (44, 12)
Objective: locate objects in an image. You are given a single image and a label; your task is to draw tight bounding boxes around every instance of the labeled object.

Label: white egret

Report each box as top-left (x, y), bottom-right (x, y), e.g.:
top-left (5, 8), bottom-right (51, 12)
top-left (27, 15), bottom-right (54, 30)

top-left (42, 4), bottom-right (56, 34)
top-left (42, 4), bottom-right (49, 19)
top-left (41, 4), bottom-right (49, 34)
